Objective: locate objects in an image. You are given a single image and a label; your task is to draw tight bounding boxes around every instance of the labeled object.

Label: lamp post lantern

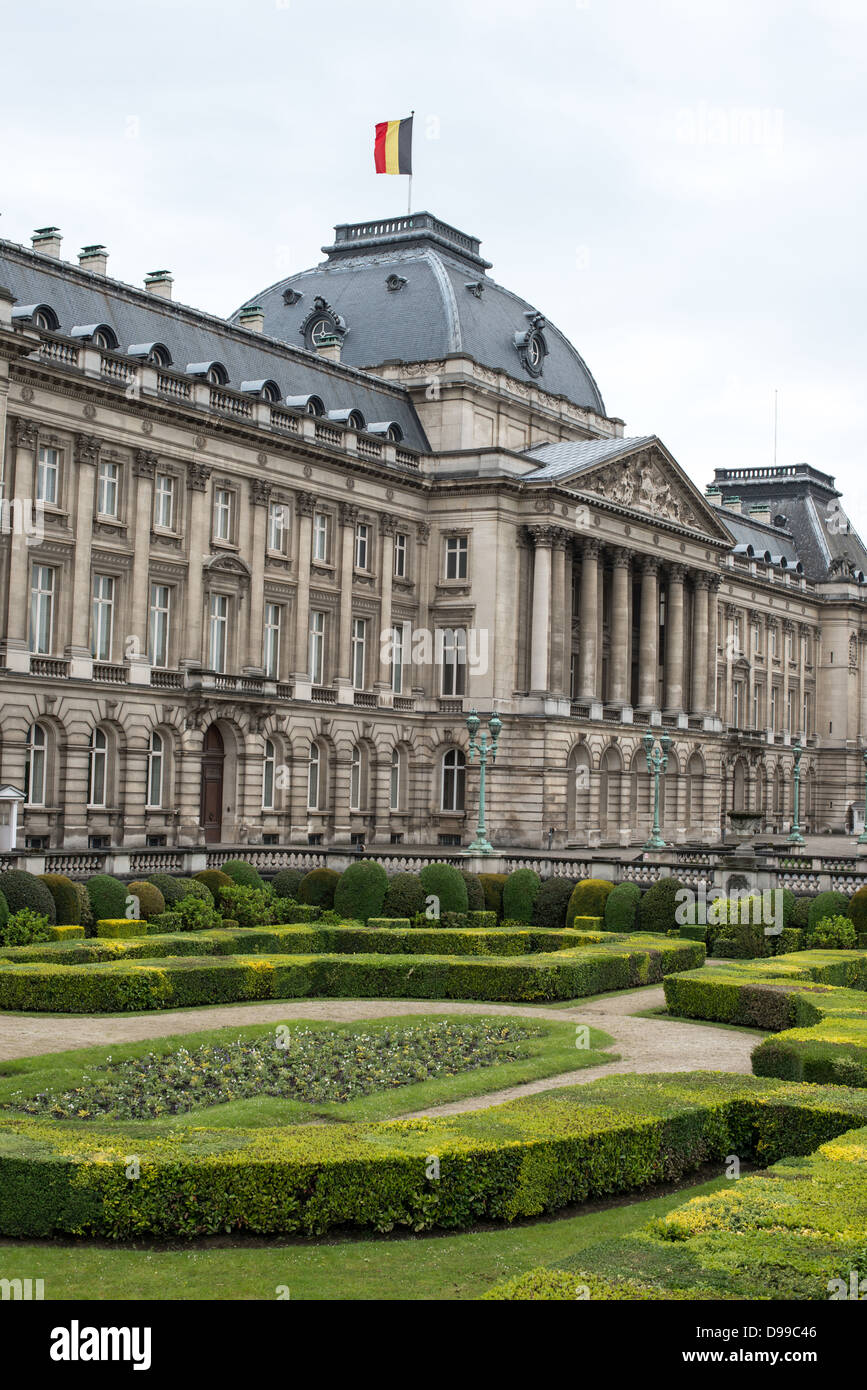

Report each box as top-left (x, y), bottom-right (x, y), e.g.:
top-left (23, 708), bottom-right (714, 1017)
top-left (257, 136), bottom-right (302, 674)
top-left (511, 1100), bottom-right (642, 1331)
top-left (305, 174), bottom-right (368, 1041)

top-left (466, 708), bottom-right (501, 854)
top-left (787, 738), bottom-right (805, 846)
top-left (642, 729), bottom-right (671, 851)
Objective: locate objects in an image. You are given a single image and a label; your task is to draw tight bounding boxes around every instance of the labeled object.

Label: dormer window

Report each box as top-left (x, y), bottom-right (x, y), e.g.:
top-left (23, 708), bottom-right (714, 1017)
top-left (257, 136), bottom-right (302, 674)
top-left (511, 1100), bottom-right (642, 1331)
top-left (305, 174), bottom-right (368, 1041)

top-left (71, 323), bottom-right (119, 350)
top-left (368, 421), bottom-right (404, 443)
top-left (329, 408), bottom-right (366, 431)
top-left (240, 379), bottom-right (281, 402)
top-left (187, 361), bottom-right (229, 386)
top-left (128, 342), bottom-right (173, 367)
top-left (13, 303), bottom-right (59, 331)
top-left (285, 394), bottom-right (325, 417)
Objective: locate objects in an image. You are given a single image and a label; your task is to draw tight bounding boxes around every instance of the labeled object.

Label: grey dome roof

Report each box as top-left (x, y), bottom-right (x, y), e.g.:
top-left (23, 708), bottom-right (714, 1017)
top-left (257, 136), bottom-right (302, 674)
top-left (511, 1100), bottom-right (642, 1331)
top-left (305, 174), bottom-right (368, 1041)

top-left (233, 213), bottom-right (606, 414)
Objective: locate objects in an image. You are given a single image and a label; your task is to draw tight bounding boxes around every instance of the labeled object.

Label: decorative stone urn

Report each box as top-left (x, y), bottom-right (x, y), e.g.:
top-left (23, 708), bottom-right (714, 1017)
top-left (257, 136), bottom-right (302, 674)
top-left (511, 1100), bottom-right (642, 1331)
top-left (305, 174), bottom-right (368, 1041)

top-left (727, 810), bottom-right (763, 842)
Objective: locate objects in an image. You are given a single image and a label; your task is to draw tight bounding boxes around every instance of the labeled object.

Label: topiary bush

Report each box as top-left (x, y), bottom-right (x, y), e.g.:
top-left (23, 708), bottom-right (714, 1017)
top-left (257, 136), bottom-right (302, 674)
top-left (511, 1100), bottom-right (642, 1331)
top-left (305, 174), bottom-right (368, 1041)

top-left (85, 874), bottom-right (127, 924)
top-left (125, 881), bottom-right (166, 921)
top-left (419, 862), bottom-right (468, 915)
top-left (220, 860), bottom-right (266, 891)
top-left (270, 868), bottom-right (304, 901)
top-left (146, 873), bottom-right (187, 907)
top-left (566, 878), bottom-right (613, 928)
top-left (807, 891), bottom-right (849, 933)
top-left (0, 908), bottom-right (52, 947)
top-left (462, 873), bottom-right (485, 911)
top-left (604, 881), bottom-right (641, 933)
top-left (334, 860), bottom-right (389, 924)
top-left (175, 878), bottom-right (212, 903)
top-left (531, 876), bottom-right (576, 931)
top-left (381, 872), bottom-right (426, 920)
top-left (0, 889), bottom-right (7, 932)
top-left (193, 869), bottom-right (234, 906)
top-left (218, 884), bottom-right (277, 928)
top-left (790, 896), bottom-right (814, 929)
top-left (0, 870), bottom-right (57, 924)
top-left (478, 873), bottom-right (508, 920)
top-left (502, 869), bottom-right (541, 925)
top-left (37, 874), bottom-right (80, 925)
top-left (847, 886), bottom-right (867, 934)
top-left (297, 867), bottom-right (340, 908)
top-left (74, 883), bottom-right (94, 935)
top-left (805, 915), bottom-right (857, 950)
top-left (781, 888), bottom-right (795, 927)
top-left (637, 876), bottom-right (686, 934)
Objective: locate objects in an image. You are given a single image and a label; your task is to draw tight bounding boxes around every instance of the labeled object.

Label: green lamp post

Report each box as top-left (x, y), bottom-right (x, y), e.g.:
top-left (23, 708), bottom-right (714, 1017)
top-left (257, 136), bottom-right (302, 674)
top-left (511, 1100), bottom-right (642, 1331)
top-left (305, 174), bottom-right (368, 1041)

top-left (858, 746), bottom-right (867, 845)
top-left (787, 738), bottom-right (805, 846)
top-left (466, 708), bottom-right (501, 854)
top-left (643, 729), bottom-right (671, 851)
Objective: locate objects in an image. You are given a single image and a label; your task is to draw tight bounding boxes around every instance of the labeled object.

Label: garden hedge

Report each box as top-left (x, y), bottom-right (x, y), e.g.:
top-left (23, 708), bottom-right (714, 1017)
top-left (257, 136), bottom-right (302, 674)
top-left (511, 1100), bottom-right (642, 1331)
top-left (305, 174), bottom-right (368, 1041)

top-left (807, 890), bottom-right (849, 932)
top-left (381, 872), bottom-right (426, 919)
top-left (37, 874), bottom-right (80, 925)
top-left (502, 869), bottom-right (541, 924)
top-left (604, 881), bottom-right (641, 933)
top-left (566, 878), bottom-right (612, 927)
top-left (531, 876), bottom-right (575, 931)
top-left (334, 860), bottom-right (389, 923)
top-left (637, 876), bottom-right (685, 934)
top-left (462, 873), bottom-right (485, 911)
top-left (125, 880), bottom-right (166, 921)
top-left (145, 873), bottom-right (188, 907)
top-left (95, 919), bottom-right (148, 939)
top-left (269, 868), bottom-right (304, 901)
top-left (0, 870), bottom-right (57, 924)
top-left (220, 860), bottom-right (266, 891)
top-left (297, 867), bottom-right (340, 907)
top-left (419, 862), bottom-right (468, 914)
top-left (478, 873), bottom-right (508, 919)
top-left (0, 1072), bottom-right (864, 1240)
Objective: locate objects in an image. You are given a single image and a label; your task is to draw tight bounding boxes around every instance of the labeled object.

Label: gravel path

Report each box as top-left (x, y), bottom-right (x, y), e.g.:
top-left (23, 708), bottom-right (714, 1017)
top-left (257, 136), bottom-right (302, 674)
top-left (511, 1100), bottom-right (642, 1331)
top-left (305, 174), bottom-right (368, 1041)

top-left (0, 989), bottom-right (758, 1118)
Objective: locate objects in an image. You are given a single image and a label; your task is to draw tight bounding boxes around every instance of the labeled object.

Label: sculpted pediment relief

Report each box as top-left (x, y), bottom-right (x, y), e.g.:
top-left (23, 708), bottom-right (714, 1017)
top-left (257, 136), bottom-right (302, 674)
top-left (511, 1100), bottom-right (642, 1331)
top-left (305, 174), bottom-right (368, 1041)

top-left (578, 446), bottom-right (732, 542)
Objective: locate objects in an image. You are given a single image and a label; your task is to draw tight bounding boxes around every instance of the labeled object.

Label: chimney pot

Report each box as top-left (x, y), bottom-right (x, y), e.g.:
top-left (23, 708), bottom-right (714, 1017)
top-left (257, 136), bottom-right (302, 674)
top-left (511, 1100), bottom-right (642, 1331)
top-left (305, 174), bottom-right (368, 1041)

top-left (239, 304), bottom-right (265, 333)
top-left (32, 227), bottom-right (62, 259)
top-left (79, 244), bottom-right (108, 275)
top-left (316, 331), bottom-right (342, 362)
top-left (144, 270), bottom-right (173, 300)
top-left (722, 495), bottom-right (742, 512)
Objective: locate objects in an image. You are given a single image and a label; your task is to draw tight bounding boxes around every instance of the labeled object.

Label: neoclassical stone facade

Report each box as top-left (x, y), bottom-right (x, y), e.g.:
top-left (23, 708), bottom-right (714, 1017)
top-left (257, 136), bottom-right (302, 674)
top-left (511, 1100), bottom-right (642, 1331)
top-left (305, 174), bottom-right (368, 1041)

top-left (0, 212), bottom-right (865, 851)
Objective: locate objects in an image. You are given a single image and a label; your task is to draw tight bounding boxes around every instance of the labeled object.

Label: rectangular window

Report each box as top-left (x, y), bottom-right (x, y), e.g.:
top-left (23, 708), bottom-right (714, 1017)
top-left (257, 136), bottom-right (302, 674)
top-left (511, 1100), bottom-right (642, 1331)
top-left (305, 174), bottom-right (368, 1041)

top-left (208, 593), bottom-right (229, 672)
top-left (753, 623), bottom-right (761, 655)
top-left (148, 583), bottom-right (171, 667)
top-left (770, 685), bottom-right (778, 729)
top-left (732, 680), bottom-right (742, 727)
top-left (313, 511), bottom-right (330, 562)
top-left (263, 602), bottom-right (281, 679)
top-left (262, 740), bottom-right (275, 811)
top-left (268, 500), bottom-right (290, 556)
top-left (394, 532), bottom-right (407, 579)
top-left (786, 687), bottom-right (794, 731)
top-left (355, 522), bottom-right (370, 571)
top-left (752, 685), bottom-right (761, 730)
top-left (96, 461), bottom-right (119, 518)
top-left (351, 617), bottom-right (367, 689)
top-left (440, 627), bottom-right (467, 696)
top-left (91, 574), bottom-right (115, 661)
top-left (770, 625), bottom-right (778, 658)
top-left (391, 622), bottom-right (406, 694)
top-left (732, 615), bottom-right (742, 653)
top-left (803, 692), bottom-right (812, 735)
top-left (444, 535), bottom-right (468, 580)
top-left (309, 610), bottom-right (325, 685)
top-left (36, 446), bottom-right (59, 506)
top-left (154, 474), bottom-right (175, 530)
top-left (213, 487), bottom-right (233, 542)
top-left (29, 564), bottom-right (55, 654)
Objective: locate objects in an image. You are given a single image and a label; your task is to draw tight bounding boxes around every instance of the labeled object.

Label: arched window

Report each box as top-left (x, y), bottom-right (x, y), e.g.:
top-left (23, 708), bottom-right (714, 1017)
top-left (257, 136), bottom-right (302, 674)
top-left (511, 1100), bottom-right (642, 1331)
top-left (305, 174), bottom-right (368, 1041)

top-left (263, 738), bottom-right (276, 810)
top-left (308, 743), bottom-right (321, 811)
top-left (390, 747), bottom-right (402, 811)
top-left (147, 730), bottom-right (164, 808)
top-left (24, 723), bottom-right (47, 807)
top-left (441, 748), bottom-right (466, 812)
top-left (89, 728), bottom-right (108, 807)
top-left (349, 745), bottom-right (362, 811)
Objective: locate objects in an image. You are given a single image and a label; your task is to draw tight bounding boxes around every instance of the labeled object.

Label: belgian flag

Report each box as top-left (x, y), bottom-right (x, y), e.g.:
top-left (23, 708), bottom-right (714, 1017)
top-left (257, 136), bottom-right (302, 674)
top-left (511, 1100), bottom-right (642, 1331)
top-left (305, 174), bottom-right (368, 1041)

top-left (374, 116), bottom-right (413, 175)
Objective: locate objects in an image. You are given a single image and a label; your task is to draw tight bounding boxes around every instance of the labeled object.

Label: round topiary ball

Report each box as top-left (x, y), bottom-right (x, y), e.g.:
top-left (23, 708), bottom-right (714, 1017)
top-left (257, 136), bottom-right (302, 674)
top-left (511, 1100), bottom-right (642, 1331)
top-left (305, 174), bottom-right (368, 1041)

top-left (636, 876), bottom-right (686, 934)
top-left (382, 872), bottom-right (426, 919)
top-left (193, 869), bottom-right (235, 905)
top-left (0, 869), bottom-right (57, 924)
top-left (220, 860), bottom-right (266, 891)
top-left (419, 862), bottom-right (468, 915)
top-left (790, 895), bottom-right (814, 929)
top-left (147, 873), bottom-right (187, 906)
top-left (566, 878), bottom-right (613, 927)
top-left (531, 876), bottom-right (576, 930)
top-left (37, 873), bottom-right (81, 925)
top-left (502, 868), bottom-right (542, 924)
top-left (297, 867), bottom-right (340, 907)
top-left (270, 868), bottom-right (305, 901)
top-left (126, 880), bottom-right (166, 920)
top-left (604, 881), bottom-right (641, 932)
top-left (807, 890), bottom-right (849, 933)
top-left (334, 860), bottom-right (389, 923)
top-left (848, 886), bottom-right (867, 934)
top-left (175, 877), bottom-right (212, 903)
top-left (85, 873), bottom-right (127, 923)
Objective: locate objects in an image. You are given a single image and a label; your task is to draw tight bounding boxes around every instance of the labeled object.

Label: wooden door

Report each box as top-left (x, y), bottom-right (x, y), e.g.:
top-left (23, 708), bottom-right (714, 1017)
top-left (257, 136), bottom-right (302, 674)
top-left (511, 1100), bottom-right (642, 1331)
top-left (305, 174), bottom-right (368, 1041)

top-left (200, 725), bottom-right (224, 844)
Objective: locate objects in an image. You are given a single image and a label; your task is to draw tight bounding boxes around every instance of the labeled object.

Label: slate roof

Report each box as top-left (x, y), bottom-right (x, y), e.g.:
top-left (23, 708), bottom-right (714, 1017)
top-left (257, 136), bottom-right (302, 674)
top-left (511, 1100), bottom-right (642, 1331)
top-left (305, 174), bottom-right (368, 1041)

top-left (523, 435), bottom-right (655, 480)
top-left (234, 213), bottom-right (607, 415)
top-left (0, 239), bottom-right (429, 451)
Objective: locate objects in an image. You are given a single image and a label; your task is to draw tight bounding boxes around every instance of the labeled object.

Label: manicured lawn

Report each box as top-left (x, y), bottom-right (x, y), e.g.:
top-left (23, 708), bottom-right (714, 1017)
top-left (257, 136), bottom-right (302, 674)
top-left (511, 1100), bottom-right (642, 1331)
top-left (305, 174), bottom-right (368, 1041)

top-left (0, 1013), bottom-right (615, 1130)
top-left (0, 1174), bottom-right (729, 1301)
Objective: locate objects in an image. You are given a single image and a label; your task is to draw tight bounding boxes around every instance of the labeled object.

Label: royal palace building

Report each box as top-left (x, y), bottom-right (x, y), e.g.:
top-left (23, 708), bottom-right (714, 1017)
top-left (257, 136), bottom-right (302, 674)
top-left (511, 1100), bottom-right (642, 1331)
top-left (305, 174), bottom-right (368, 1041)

top-left (1, 212), bottom-right (866, 853)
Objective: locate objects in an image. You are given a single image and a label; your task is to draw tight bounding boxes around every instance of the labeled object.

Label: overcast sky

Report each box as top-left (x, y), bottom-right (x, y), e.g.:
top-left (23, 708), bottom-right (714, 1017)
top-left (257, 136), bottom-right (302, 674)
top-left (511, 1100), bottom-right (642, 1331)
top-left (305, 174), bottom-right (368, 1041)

top-left (4, 0), bottom-right (866, 520)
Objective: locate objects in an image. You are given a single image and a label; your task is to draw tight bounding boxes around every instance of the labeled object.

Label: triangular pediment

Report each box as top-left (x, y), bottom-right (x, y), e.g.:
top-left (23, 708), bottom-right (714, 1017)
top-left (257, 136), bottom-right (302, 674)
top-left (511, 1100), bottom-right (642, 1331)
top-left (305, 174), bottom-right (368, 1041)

top-left (574, 440), bottom-right (733, 542)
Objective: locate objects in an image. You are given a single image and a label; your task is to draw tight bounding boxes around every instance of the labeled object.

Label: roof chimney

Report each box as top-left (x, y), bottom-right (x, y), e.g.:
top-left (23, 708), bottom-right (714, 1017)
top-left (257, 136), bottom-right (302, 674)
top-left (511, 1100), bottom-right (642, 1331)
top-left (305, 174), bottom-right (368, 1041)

top-left (78, 244), bottom-right (108, 275)
top-left (748, 503), bottom-right (772, 525)
top-left (239, 304), bottom-right (265, 333)
top-left (144, 270), bottom-right (173, 300)
top-left (32, 227), bottom-right (62, 259)
top-left (721, 495), bottom-right (742, 513)
top-left (705, 484), bottom-right (721, 501)
top-left (316, 331), bottom-right (342, 363)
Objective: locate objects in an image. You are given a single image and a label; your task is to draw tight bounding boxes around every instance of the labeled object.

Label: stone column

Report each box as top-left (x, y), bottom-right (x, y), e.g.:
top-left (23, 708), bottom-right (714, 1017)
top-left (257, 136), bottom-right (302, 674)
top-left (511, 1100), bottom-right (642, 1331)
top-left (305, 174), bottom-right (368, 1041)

top-left (336, 502), bottom-right (358, 701)
top-left (292, 491), bottom-right (315, 692)
top-left (182, 461), bottom-right (211, 668)
top-left (707, 578), bottom-right (720, 716)
top-left (3, 418), bottom-right (38, 669)
top-left (564, 539), bottom-right (575, 698)
top-left (377, 513), bottom-right (397, 701)
top-left (550, 530), bottom-right (567, 695)
top-left (129, 450), bottom-right (156, 682)
top-left (782, 619), bottom-right (795, 735)
top-left (529, 525), bottom-right (553, 693)
top-left (765, 616), bottom-right (775, 732)
top-left (637, 556), bottom-right (660, 709)
top-left (245, 478), bottom-right (270, 675)
top-left (723, 603), bottom-right (737, 725)
top-left (797, 623), bottom-right (808, 737)
top-left (609, 547), bottom-right (631, 705)
top-left (413, 521), bottom-right (431, 697)
top-left (663, 563), bottom-right (686, 713)
top-left (577, 539), bottom-right (599, 699)
top-left (690, 574), bottom-right (710, 715)
top-left (67, 434), bottom-right (100, 678)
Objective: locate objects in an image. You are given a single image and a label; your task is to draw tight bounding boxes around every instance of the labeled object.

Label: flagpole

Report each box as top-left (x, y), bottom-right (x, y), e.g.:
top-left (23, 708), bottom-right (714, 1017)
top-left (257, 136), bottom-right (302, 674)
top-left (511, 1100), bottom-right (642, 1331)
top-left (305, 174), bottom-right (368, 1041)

top-left (408, 109), bottom-right (414, 214)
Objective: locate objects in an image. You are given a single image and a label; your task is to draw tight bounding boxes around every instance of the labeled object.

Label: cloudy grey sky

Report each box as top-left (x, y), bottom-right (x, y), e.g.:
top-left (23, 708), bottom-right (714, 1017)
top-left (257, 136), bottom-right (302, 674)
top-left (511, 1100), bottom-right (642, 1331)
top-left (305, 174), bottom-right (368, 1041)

top-left (4, 0), bottom-right (866, 515)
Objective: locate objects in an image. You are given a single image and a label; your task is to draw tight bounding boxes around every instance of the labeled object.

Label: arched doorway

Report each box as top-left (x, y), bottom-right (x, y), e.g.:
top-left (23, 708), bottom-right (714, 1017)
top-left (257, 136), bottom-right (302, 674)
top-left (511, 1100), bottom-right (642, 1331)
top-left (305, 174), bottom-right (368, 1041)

top-left (200, 725), bottom-right (224, 843)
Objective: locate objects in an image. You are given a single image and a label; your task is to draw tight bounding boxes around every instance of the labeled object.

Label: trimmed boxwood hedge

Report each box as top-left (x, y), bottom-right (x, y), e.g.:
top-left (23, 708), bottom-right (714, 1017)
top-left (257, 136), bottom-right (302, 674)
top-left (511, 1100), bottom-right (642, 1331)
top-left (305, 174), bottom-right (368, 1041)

top-left (85, 874), bottom-right (127, 923)
top-left (604, 881), bottom-right (641, 933)
top-left (125, 881), bottom-right (166, 921)
top-left (0, 1072), bottom-right (864, 1239)
top-left (0, 871), bottom-right (57, 924)
top-left (194, 869), bottom-right (234, 905)
top-left (502, 869), bottom-right (541, 924)
top-left (637, 876), bottom-right (685, 934)
top-left (419, 862), bottom-right (468, 914)
top-left (146, 873), bottom-right (187, 907)
top-left (37, 874), bottom-right (80, 925)
top-left (531, 876), bottom-right (575, 931)
top-left (381, 872), bottom-right (426, 919)
top-left (297, 867), bottom-right (340, 908)
top-left (95, 919), bottom-right (148, 939)
top-left (269, 868), bottom-right (304, 901)
top-left (566, 878), bottom-right (612, 928)
top-left (462, 873), bottom-right (485, 911)
top-left (807, 890), bottom-right (848, 933)
top-left (478, 873), bottom-right (508, 919)
top-left (334, 860), bottom-right (389, 924)
top-left (220, 860), bottom-right (266, 891)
